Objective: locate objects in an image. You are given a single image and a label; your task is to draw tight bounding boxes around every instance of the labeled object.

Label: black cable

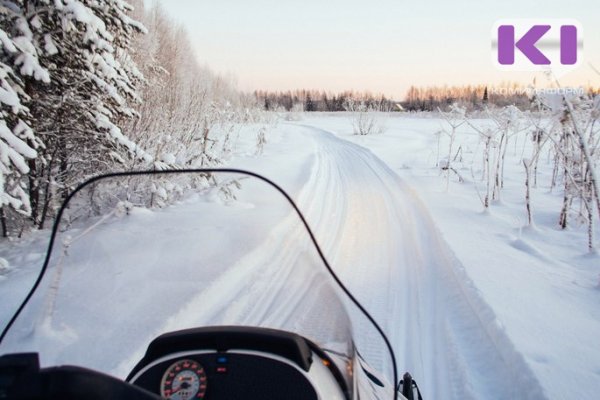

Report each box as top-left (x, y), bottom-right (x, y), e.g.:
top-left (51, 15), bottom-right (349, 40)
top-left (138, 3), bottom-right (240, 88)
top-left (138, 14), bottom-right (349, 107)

top-left (0, 168), bottom-right (399, 400)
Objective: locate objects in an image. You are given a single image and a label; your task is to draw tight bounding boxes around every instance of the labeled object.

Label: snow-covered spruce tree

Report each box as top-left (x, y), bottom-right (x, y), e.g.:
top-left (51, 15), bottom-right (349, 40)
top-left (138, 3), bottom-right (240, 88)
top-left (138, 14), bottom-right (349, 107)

top-left (0, 3), bottom-right (47, 235)
top-left (3, 0), bottom-right (149, 230)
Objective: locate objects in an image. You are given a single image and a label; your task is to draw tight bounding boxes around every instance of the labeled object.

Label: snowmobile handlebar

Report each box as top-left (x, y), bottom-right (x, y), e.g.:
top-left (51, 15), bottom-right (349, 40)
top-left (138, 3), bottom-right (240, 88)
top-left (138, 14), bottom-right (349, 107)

top-left (0, 353), bottom-right (160, 400)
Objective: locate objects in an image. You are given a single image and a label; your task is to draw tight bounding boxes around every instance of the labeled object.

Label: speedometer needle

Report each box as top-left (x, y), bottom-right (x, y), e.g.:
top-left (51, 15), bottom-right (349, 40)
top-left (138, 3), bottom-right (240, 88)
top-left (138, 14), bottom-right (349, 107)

top-left (172, 382), bottom-right (191, 394)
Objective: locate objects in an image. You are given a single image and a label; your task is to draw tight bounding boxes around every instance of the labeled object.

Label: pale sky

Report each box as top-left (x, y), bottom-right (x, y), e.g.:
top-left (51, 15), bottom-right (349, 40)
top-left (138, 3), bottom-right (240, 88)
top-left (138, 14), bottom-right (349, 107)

top-left (155, 0), bottom-right (599, 99)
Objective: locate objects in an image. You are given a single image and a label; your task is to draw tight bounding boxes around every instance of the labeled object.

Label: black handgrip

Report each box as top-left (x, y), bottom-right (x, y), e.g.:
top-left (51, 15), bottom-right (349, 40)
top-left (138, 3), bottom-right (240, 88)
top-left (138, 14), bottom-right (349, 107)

top-left (1, 353), bottom-right (161, 400)
top-left (399, 372), bottom-right (423, 400)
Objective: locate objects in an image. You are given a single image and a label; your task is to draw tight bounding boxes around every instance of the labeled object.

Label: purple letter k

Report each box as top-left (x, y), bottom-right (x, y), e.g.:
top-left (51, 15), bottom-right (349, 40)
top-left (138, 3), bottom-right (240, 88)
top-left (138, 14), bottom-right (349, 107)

top-left (498, 25), bottom-right (551, 65)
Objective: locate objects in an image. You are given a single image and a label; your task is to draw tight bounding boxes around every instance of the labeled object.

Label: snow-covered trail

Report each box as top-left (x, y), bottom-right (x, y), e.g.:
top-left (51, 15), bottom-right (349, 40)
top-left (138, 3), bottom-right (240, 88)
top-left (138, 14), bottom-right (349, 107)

top-left (134, 123), bottom-right (547, 399)
top-left (287, 124), bottom-right (547, 399)
top-left (0, 122), bottom-right (549, 399)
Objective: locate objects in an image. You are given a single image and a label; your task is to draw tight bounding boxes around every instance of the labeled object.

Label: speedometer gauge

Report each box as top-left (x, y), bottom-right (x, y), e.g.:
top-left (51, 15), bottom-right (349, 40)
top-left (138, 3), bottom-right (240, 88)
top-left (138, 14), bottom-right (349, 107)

top-left (160, 359), bottom-right (208, 400)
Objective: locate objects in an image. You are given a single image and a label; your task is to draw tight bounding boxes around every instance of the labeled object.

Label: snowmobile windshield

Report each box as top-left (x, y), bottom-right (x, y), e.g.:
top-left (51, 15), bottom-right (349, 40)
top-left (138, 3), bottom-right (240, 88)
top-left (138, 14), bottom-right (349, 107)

top-left (0, 170), bottom-right (395, 398)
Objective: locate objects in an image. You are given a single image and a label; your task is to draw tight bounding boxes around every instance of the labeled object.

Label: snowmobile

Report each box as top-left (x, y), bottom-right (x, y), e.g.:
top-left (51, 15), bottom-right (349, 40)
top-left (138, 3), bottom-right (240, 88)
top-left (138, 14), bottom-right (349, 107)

top-left (0, 169), bottom-right (422, 400)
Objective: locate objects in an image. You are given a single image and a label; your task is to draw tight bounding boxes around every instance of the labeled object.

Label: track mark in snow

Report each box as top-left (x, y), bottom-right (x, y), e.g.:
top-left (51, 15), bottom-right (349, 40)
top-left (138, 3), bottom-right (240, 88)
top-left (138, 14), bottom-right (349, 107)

top-left (291, 124), bottom-right (547, 400)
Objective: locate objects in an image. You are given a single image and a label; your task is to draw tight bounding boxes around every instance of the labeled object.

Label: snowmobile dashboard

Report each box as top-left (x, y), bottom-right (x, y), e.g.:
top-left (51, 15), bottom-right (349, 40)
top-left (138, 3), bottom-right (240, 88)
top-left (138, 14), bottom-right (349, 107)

top-left (0, 327), bottom-right (351, 400)
top-left (127, 326), bottom-right (350, 400)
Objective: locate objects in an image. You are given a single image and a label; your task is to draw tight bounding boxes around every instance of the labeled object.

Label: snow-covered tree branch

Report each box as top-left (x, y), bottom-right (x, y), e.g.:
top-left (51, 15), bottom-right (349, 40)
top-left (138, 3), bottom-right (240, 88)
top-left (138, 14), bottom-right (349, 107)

top-left (0, 0), bottom-right (266, 236)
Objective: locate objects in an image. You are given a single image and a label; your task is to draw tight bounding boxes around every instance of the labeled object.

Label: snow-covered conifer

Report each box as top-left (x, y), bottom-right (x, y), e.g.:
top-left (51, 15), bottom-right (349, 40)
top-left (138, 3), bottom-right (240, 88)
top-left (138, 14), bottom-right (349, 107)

top-left (1, 0), bottom-right (149, 230)
top-left (0, 4), bottom-right (46, 230)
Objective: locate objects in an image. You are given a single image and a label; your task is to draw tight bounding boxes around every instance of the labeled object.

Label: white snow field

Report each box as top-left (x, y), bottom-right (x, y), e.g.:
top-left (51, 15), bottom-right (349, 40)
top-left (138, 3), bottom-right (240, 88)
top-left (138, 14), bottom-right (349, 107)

top-left (1, 114), bottom-right (599, 399)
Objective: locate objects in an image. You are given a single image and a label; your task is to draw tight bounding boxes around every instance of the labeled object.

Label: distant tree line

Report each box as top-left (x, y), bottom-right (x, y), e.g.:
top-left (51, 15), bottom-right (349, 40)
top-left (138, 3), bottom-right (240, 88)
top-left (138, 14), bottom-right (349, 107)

top-left (254, 90), bottom-right (397, 112)
top-left (255, 85), bottom-right (599, 113)
top-left (402, 83), bottom-right (599, 112)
